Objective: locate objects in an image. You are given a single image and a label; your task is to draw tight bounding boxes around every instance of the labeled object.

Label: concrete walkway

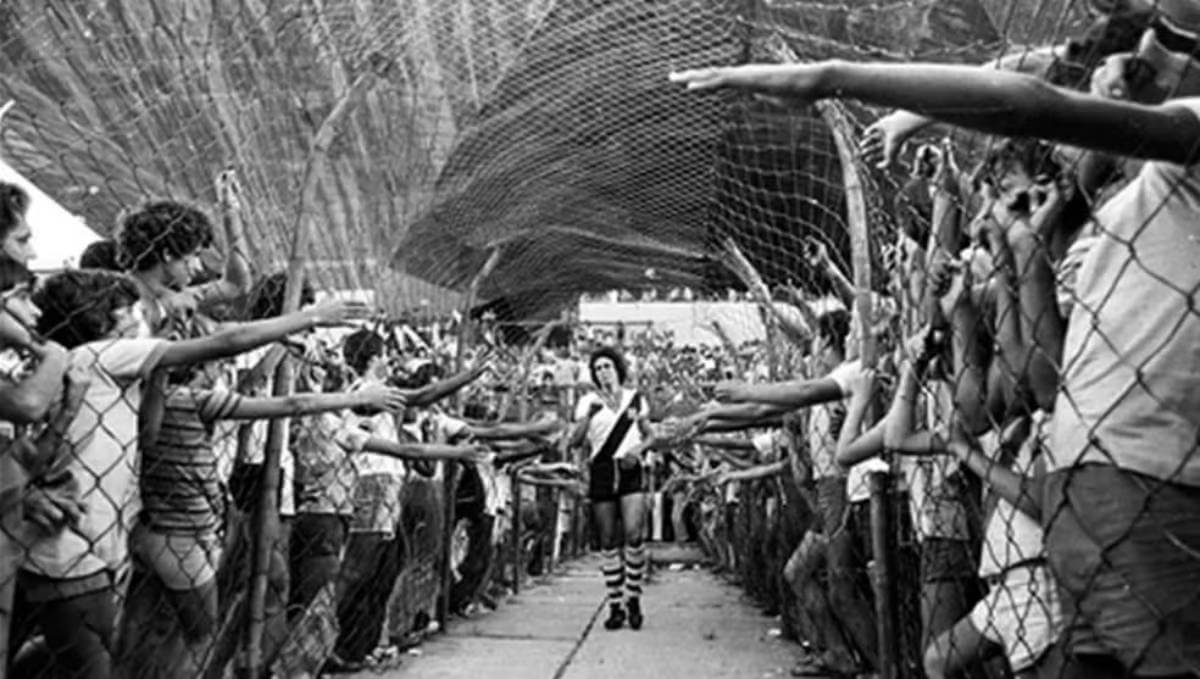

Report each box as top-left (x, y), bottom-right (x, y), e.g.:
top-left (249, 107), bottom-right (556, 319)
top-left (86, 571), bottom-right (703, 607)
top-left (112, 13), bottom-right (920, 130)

top-left (362, 546), bottom-right (797, 678)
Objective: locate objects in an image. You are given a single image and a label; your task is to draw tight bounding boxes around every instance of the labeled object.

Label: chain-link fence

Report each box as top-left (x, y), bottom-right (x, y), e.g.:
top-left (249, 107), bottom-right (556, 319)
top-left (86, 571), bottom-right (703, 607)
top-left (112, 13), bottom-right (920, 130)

top-left (2, 1), bottom-right (1199, 678)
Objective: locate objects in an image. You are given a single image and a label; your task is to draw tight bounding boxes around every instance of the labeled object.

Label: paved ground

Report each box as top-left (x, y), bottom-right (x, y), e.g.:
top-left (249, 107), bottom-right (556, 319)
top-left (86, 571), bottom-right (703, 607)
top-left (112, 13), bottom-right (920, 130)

top-left (357, 545), bottom-right (798, 679)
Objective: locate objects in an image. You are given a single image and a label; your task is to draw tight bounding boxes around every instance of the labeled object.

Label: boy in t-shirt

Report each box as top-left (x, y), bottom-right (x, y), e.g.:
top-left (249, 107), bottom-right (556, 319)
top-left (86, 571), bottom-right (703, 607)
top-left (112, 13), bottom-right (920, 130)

top-left (12, 269), bottom-right (369, 678)
top-left (117, 356), bottom-right (408, 677)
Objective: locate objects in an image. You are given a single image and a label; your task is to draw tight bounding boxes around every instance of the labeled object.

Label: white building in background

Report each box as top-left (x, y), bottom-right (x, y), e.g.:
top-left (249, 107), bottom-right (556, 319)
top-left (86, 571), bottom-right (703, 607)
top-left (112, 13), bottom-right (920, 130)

top-left (578, 297), bottom-right (844, 347)
top-left (0, 157), bottom-right (102, 271)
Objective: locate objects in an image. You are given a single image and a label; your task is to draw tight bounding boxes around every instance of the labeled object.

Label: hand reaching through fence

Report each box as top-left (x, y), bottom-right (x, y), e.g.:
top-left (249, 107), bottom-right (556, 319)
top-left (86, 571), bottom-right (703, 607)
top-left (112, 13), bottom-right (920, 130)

top-left (860, 110), bottom-right (930, 170)
top-left (21, 472), bottom-right (86, 535)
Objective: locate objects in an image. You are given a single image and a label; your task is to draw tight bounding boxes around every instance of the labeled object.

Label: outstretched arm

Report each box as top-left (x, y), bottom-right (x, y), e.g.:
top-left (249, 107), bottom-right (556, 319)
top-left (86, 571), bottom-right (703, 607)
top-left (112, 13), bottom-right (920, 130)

top-left (824, 260), bottom-right (857, 310)
top-left (806, 241), bottom-right (856, 309)
top-left (882, 360), bottom-right (944, 455)
top-left (191, 170), bottom-right (254, 306)
top-left (674, 402), bottom-right (791, 436)
top-left (834, 368), bottom-right (882, 468)
top-left (159, 299), bottom-right (368, 368)
top-left (715, 376), bottom-right (842, 409)
top-left (948, 426), bottom-right (1042, 520)
top-left (718, 460), bottom-right (788, 484)
top-left (779, 285), bottom-right (821, 342)
top-left (404, 365), bottom-right (486, 407)
top-left (224, 384), bottom-right (407, 420)
top-left (691, 435), bottom-right (757, 452)
top-left (1007, 195), bottom-right (1067, 410)
top-left (361, 437), bottom-right (490, 464)
top-left (671, 61), bottom-right (1200, 164)
top-left (467, 418), bottom-right (562, 441)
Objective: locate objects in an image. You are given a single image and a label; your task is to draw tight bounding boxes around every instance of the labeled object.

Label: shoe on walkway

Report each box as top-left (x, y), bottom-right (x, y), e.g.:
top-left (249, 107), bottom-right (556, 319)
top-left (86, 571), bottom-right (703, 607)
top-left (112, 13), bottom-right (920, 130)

top-left (321, 653), bottom-right (366, 674)
top-left (627, 597), bottom-right (644, 630)
top-left (603, 603), bottom-right (626, 630)
top-left (790, 650), bottom-right (862, 677)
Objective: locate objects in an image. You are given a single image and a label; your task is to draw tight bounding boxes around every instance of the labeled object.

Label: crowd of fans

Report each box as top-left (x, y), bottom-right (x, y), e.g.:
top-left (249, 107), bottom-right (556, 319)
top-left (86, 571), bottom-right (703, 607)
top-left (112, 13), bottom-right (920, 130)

top-left (660, 2), bottom-right (1200, 678)
top-left (0, 175), bottom-right (581, 678)
top-left (0, 2), bottom-right (1198, 679)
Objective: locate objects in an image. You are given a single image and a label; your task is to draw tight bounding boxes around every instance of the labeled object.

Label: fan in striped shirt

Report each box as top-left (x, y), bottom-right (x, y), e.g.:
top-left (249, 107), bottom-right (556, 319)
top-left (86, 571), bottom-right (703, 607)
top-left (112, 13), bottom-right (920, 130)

top-left (123, 368), bottom-right (409, 675)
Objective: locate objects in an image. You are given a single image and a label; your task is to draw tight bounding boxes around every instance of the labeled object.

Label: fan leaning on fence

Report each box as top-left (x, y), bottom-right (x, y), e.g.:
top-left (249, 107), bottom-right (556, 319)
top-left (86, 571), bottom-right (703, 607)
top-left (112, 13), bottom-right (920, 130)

top-left (7, 268), bottom-right (371, 679)
top-left (568, 346), bottom-right (654, 631)
top-left (671, 2), bottom-right (1200, 673)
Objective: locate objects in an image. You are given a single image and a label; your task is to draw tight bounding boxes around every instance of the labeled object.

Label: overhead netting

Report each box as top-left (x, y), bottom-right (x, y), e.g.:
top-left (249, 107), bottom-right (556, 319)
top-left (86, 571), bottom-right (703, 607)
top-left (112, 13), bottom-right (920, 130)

top-left (5, 1), bottom-right (1197, 679)
top-left (393, 0), bottom-right (1078, 318)
top-left (0, 0), bottom-right (1084, 313)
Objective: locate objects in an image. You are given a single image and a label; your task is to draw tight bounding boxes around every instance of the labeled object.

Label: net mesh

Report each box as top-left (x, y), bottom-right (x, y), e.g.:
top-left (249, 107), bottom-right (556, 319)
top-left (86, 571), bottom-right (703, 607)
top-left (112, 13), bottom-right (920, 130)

top-left (2, 0), bottom-right (1198, 678)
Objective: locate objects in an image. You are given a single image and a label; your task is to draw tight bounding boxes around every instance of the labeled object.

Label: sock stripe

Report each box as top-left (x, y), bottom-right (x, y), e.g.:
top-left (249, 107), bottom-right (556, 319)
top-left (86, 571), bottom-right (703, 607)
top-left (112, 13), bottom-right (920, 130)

top-left (623, 544), bottom-right (646, 599)
top-left (602, 549), bottom-right (624, 601)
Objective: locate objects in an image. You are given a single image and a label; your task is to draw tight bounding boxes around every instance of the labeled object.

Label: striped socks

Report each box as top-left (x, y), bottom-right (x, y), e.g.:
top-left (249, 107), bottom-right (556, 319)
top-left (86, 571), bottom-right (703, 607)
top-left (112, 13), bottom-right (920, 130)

top-left (623, 543), bottom-right (646, 601)
top-left (601, 549), bottom-right (624, 604)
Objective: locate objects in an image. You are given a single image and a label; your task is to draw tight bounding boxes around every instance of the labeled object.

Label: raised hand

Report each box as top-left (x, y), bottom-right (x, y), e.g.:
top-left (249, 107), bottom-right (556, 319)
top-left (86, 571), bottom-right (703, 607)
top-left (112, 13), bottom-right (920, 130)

top-left (0, 297), bottom-right (42, 348)
top-left (903, 325), bottom-right (931, 362)
top-left (804, 240), bottom-right (832, 270)
top-left (904, 325), bottom-right (944, 374)
top-left (842, 362), bottom-right (877, 398)
top-left (1089, 52), bottom-right (1147, 102)
top-left (358, 384), bottom-right (408, 412)
top-left (1028, 179), bottom-right (1067, 240)
top-left (927, 251), bottom-right (964, 301)
top-left (668, 413), bottom-right (707, 442)
top-left (215, 169), bottom-right (243, 212)
top-left (462, 445), bottom-right (495, 466)
top-left (24, 475), bottom-right (86, 535)
top-left (713, 380), bottom-right (749, 403)
top-left (931, 137), bottom-right (961, 194)
top-left (306, 299), bottom-right (372, 327)
top-left (860, 113), bottom-right (914, 170)
top-left (26, 362), bottom-right (92, 474)
top-left (161, 287), bottom-right (202, 320)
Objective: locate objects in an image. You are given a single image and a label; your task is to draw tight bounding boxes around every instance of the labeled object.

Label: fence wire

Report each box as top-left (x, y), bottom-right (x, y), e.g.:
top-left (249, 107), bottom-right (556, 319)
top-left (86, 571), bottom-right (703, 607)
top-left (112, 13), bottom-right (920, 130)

top-left (1, 1), bottom-right (1199, 679)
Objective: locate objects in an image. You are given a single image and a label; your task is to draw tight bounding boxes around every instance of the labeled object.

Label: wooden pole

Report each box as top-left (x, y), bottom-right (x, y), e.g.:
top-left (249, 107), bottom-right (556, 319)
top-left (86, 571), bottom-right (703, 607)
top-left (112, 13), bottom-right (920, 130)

top-left (453, 247), bottom-right (502, 410)
top-left (868, 471), bottom-right (898, 679)
top-left (437, 461), bottom-right (460, 628)
top-left (816, 97), bottom-right (897, 679)
top-left (718, 236), bottom-right (785, 380)
top-left (244, 59), bottom-right (388, 677)
top-left (494, 323), bottom-right (552, 424)
top-left (510, 470), bottom-right (522, 594)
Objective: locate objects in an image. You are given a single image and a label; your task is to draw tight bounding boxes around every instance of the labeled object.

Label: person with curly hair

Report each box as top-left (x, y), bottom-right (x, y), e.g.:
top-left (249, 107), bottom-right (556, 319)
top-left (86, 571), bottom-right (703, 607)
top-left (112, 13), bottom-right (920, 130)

top-left (14, 268), bottom-right (369, 679)
top-left (0, 182), bottom-right (34, 267)
top-left (568, 346), bottom-right (654, 631)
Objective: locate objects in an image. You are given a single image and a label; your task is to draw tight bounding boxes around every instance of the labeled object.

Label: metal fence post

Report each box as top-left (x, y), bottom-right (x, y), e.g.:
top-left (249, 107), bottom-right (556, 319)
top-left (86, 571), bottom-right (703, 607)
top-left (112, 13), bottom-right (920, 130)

top-left (550, 488), bottom-right (562, 574)
top-left (437, 460), bottom-right (459, 629)
top-left (510, 470), bottom-right (522, 595)
top-left (868, 471), bottom-right (898, 679)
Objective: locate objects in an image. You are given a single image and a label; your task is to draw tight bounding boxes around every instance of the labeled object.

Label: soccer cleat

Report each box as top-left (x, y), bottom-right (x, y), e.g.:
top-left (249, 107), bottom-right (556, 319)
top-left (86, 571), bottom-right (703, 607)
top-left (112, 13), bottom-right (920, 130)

top-left (603, 602), bottom-right (626, 630)
top-left (627, 597), bottom-right (644, 630)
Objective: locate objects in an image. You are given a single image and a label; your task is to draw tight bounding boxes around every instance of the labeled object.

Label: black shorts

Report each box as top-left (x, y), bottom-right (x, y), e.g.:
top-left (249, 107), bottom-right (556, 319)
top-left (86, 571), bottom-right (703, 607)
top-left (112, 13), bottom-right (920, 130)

top-left (588, 455), bottom-right (645, 502)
